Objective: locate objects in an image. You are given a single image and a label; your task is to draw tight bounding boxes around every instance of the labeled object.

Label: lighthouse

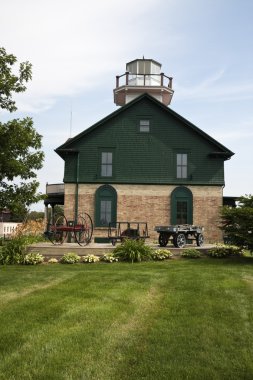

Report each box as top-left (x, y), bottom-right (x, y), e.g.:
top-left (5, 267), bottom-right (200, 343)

top-left (113, 58), bottom-right (174, 106)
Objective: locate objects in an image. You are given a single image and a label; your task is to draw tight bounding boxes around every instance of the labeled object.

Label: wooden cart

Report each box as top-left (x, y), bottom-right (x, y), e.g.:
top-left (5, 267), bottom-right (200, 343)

top-left (108, 221), bottom-right (149, 246)
top-left (154, 224), bottom-right (204, 248)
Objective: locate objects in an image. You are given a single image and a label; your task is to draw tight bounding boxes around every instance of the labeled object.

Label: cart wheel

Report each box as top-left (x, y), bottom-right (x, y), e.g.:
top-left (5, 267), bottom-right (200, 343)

top-left (196, 233), bottom-right (204, 247)
top-left (174, 233), bottom-right (186, 248)
top-left (159, 233), bottom-right (169, 247)
top-left (172, 235), bottom-right (177, 247)
top-left (49, 215), bottom-right (68, 245)
top-left (74, 213), bottom-right (93, 246)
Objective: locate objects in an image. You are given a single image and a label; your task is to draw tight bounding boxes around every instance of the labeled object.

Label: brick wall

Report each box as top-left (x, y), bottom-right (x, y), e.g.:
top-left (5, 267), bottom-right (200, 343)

top-left (64, 183), bottom-right (223, 243)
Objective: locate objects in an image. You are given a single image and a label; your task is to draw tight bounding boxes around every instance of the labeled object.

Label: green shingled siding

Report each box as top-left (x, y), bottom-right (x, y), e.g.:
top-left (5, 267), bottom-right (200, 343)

top-left (63, 98), bottom-right (225, 185)
top-left (64, 155), bottom-right (78, 180)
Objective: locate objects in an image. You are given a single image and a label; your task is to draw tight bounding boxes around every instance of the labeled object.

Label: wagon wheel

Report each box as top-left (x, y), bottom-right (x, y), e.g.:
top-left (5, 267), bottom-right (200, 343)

top-left (172, 235), bottom-right (177, 247)
top-left (196, 233), bottom-right (204, 247)
top-left (74, 213), bottom-right (93, 246)
top-left (49, 215), bottom-right (68, 245)
top-left (159, 233), bottom-right (169, 247)
top-left (174, 233), bottom-right (186, 248)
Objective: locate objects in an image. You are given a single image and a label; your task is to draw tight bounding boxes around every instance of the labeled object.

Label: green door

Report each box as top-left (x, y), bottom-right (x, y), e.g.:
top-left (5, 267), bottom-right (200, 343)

top-left (95, 185), bottom-right (117, 227)
top-left (171, 187), bottom-right (193, 225)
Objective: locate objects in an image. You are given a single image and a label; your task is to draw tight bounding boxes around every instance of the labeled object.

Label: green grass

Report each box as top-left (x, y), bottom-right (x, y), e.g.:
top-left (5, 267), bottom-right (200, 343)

top-left (0, 258), bottom-right (253, 379)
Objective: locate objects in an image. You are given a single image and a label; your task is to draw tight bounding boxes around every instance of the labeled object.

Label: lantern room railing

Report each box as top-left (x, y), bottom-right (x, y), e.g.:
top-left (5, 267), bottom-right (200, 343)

top-left (115, 72), bottom-right (173, 89)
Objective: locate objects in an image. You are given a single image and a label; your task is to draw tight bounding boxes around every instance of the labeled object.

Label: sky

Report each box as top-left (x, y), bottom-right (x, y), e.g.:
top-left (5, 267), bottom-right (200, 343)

top-left (1, 0), bottom-right (253, 211)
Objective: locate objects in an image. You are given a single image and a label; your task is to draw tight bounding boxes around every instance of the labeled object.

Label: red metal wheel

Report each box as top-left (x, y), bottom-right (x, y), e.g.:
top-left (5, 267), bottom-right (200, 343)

top-left (74, 213), bottom-right (93, 246)
top-left (49, 215), bottom-right (68, 245)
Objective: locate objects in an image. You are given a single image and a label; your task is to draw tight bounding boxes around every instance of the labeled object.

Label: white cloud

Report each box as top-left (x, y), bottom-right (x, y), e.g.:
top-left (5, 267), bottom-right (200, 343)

top-left (211, 118), bottom-right (253, 143)
top-left (174, 67), bottom-right (253, 103)
top-left (1, 0), bottom-right (253, 205)
top-left (214, 130), bottom-right (253, 141)
top-left (1, 0), bottom-right (169, 113)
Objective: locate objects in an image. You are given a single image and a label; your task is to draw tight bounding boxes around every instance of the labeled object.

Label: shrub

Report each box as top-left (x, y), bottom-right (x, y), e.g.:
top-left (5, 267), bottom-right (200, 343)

top-left (181, 248), bottom-right (201, 259)
top-left (0, 249), bottom-right (4, 264)
top-left (82, 254), bottom-right (100, 263)
top-left (220, 195), bottom-right (253, 253)
top-left (60, 252), bottom-right (80, 264)
top-left (23, 252), bottom-right (44, 265)
top-left (151, 249), bottom-right (173, 260)
top-left (208, 244), bottom-right (244, 258)
top-left (113, 239), bottom-right (154, 263)
top-left (0, 234), bottom-right (45, 265)
top-left (101, 253), bottom-right (118, 263)
top-left (0, 236), bottom-right (29, 264)
top-left (48, 258), bottom-right (59, 264)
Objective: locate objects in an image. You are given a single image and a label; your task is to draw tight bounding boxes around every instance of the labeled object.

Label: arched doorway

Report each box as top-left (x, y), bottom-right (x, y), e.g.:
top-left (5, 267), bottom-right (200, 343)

top-left (95, 185), bottom-right (117, 227)
top-left (171, 187), bottom-right (193, 224)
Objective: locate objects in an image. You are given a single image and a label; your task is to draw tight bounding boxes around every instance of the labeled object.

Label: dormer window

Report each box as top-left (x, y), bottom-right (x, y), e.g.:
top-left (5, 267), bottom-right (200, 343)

top-left (140, 120), bottom-right (150, 133)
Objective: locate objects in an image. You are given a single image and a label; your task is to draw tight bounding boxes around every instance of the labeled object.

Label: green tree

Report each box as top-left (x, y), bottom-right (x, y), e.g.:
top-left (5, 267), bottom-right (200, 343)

top-left (10, 204), bottom-right (28, 222)
top-left (0, 47), bottom-right (44, 214)
top-left (27, 211), bottom-right (45, 221)
top-left (220, 195), bottom-right (253, 252)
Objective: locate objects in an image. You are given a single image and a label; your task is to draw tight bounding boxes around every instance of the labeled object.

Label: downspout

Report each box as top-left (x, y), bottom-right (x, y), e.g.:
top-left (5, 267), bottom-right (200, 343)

top-left (75, 152), bottom-right (80, 222)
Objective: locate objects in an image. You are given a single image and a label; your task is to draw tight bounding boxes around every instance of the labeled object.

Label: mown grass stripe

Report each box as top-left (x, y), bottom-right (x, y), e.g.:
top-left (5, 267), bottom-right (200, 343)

top-left (0, 259), bottom-right (253, 379)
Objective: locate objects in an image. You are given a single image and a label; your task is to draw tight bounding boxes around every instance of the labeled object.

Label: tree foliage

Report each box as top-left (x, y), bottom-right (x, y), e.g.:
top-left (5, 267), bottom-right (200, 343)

top-left (220, 195), bottom-right (253, 252)
top-left (0, 47), bottom-right (44, 214)
top-left (0, 47), bottom-right (32, 112)
top-left (27, 211), bottom-right (45, 221)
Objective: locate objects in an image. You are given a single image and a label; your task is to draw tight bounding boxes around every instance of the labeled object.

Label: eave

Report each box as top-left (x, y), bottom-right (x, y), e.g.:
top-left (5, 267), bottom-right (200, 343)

top-left (55, 148), bottom-right (79, 159)
top-left (209, 151), bottom-right (233, 160)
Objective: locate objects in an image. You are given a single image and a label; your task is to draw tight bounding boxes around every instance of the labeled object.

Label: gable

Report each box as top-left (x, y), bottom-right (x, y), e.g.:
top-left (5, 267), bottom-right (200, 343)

top-left (56, 94), bottom-right (234, 185)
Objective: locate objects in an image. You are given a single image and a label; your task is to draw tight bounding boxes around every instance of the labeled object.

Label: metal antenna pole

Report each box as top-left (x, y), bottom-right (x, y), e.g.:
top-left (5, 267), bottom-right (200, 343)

top-left (70, 101), bottom-right (72, 138)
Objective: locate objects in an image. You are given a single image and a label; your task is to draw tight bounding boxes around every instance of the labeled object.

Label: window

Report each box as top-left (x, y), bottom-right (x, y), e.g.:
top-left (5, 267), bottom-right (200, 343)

top-left (171, 187), bottom-right (193, 225)
top-left (101, 152), bottom-right (112, 177)
top-left (140, 120), bottom-right (150, 133)
top-left (95, 185), bottom-right (117, 227)
top-left (138, 61), bottom-right (151, 74)
top-left (100, 200), bottom-right (112, 226)
top-left (176, 201), bottom-right (188, 224)
top-left (177, 153), bottom-right (187, 178)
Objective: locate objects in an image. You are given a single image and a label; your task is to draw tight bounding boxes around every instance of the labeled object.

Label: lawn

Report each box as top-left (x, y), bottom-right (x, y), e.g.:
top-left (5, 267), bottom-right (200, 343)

top-left (0, 258), bottom-right (253, 380)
